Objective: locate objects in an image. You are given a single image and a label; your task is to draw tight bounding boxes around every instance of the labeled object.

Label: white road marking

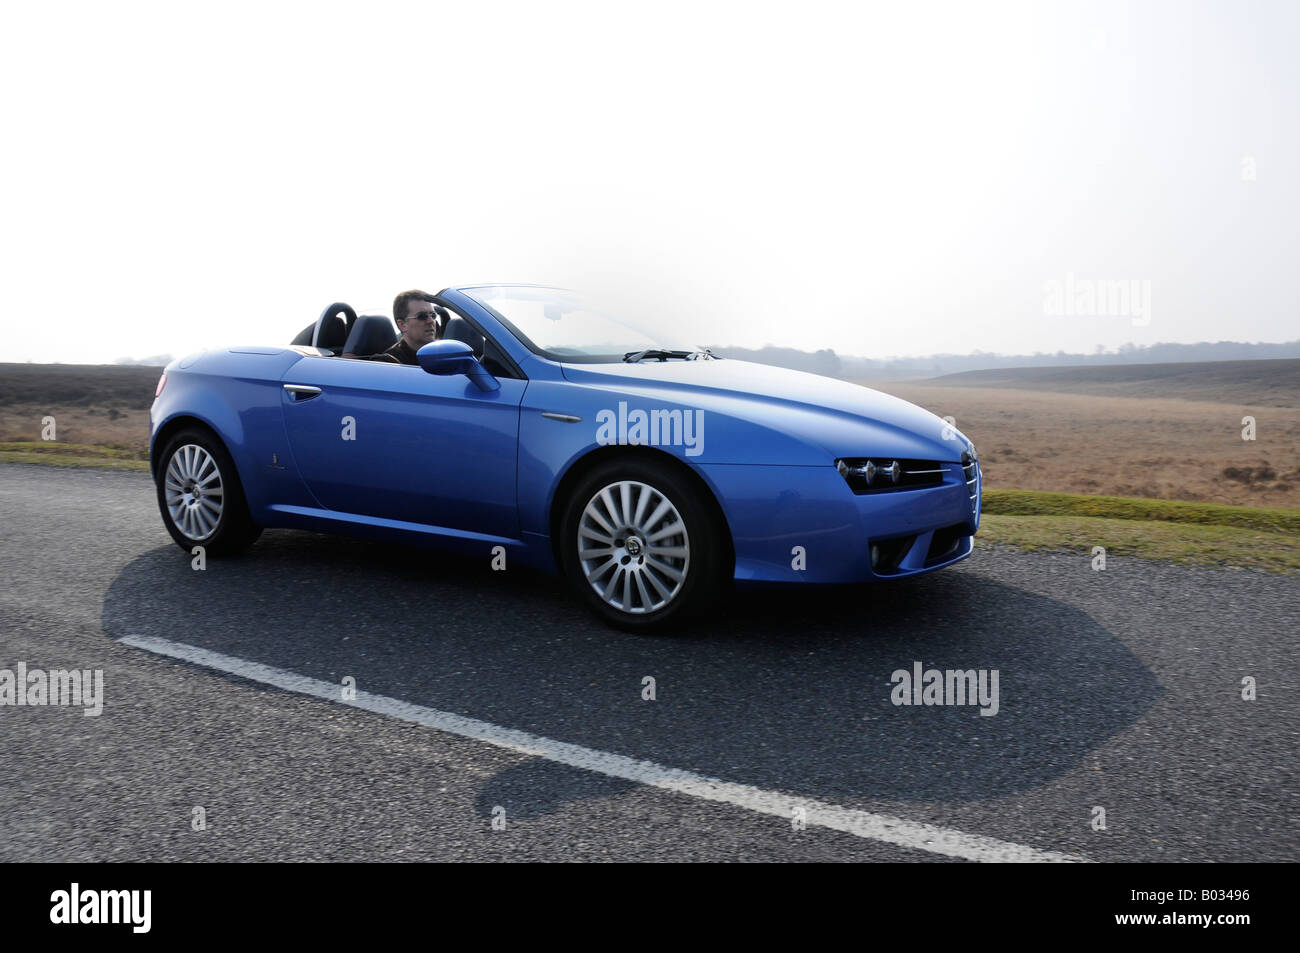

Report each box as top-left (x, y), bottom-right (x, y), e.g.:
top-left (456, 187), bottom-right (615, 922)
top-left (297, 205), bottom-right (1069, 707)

top-left (122, 634), bottom-right (1087, 863)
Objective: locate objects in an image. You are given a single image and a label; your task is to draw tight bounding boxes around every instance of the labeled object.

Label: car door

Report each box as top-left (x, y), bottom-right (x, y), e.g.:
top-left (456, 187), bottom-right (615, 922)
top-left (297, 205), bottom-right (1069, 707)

top-left (278, 355), bottom-right (525, 539)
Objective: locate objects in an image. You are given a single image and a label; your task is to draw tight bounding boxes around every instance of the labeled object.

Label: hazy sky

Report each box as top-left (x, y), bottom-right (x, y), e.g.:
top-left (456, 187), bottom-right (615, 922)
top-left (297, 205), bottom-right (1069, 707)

top-left (2, 0), bottom-right (1296, 365)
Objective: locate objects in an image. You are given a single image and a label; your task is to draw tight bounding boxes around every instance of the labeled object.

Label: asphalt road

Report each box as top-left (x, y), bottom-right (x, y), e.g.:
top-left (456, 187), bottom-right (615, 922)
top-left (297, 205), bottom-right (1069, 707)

top-left (1, 462), bottom-right (1296, 861)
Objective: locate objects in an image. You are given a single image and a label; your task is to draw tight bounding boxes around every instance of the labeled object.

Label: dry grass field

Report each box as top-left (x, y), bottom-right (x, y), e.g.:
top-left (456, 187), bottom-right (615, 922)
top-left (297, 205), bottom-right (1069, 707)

top-left (2, 359), bottom-right (1298, 509)
top-left (0, 363), bottom-right (157, 455)
top-left (865, 359), bottom-right (1300, 508)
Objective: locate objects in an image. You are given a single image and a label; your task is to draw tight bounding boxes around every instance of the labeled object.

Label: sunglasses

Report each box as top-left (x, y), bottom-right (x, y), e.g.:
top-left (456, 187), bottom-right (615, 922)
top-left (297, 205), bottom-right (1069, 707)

top-left (403, 310), bottom-right (442, 323)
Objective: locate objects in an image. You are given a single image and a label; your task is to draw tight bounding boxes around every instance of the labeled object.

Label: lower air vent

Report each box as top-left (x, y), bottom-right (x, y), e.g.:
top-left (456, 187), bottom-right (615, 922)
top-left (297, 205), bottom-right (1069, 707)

top-left (925, 524), bottom-right (968, 565)
top-left (869, 535), bottom-right (917, 574)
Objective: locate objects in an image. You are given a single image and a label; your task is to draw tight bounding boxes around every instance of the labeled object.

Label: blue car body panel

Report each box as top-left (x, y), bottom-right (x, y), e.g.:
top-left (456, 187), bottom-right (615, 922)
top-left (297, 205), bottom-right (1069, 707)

top-left (274, 358), bottom-right (525, 538)
top-left (151, 285), bottom-right (981, 584)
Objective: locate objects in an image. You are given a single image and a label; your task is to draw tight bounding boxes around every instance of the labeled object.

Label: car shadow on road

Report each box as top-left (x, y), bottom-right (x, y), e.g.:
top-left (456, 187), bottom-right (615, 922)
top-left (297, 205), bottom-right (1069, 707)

top-left (102, 529), bottom-right (1161, 810)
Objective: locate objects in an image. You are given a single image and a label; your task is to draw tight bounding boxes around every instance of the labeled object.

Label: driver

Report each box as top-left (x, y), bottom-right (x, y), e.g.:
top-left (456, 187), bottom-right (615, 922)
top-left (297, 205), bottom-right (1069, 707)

top-left (371, 290), bottom-right (448, 364)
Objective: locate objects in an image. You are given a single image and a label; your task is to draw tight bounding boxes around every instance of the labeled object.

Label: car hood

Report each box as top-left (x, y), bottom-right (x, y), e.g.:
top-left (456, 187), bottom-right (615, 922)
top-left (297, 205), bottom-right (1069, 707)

top-left (559, 359), bottom-right (971, 463)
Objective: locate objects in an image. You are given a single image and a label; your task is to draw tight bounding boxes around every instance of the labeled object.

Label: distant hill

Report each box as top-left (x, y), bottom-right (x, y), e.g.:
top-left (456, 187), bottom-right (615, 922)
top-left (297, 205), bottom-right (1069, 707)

top-left (114, 354), bottom-right (174, 367)
top-left (0, 363), bottom-right (161, 408)
top-left (911, 358), bottom-right (1300, 406)
top-left (710, 339), bottom-right (1300, 380)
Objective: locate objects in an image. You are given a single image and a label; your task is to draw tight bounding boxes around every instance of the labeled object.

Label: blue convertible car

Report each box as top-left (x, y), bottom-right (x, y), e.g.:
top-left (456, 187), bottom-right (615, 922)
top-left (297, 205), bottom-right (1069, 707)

top-left (151, 285), bottom-right (981, 628)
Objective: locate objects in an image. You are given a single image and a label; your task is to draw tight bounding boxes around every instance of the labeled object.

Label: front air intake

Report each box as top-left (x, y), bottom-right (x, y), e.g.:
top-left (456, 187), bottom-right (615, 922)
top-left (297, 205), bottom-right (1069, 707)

top-left (961, 451), bottom-right (979, 501)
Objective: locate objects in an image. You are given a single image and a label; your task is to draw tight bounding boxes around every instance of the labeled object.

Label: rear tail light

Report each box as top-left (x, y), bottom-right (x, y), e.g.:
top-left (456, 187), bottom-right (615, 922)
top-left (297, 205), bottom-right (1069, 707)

top-left (154, 373), bottom-right (167, 398)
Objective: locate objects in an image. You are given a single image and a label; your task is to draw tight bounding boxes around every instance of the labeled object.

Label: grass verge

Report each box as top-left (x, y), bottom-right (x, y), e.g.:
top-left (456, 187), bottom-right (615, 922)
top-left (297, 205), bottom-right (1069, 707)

top-left (979, 489), bottom-right (1300, 572)
top-left (0, 441), bottom-right (149, 471)
top-left (982, 488), bottom-right (1300, 535)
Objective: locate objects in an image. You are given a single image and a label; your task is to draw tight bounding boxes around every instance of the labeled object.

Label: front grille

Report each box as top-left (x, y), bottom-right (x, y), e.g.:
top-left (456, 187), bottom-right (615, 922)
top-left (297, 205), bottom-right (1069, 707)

top-left (961, 451), bottom-right (979, 501)
top-left (836, 458), bottom-right (946, 495)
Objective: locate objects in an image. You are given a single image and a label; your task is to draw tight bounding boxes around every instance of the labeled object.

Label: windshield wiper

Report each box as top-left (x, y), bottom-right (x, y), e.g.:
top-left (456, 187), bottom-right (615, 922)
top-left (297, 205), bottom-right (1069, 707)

top-left (623, 348), bottom-right (716, 363)
top-left (623, 349), bottom-right (694, 363)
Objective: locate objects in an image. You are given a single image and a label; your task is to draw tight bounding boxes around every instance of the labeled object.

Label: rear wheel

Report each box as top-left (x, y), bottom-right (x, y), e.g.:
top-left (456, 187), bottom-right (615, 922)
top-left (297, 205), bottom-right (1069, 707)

top-left (559, 457), bottom-right (723, 630)
top-left (155, 427), bottom-right (262, 556)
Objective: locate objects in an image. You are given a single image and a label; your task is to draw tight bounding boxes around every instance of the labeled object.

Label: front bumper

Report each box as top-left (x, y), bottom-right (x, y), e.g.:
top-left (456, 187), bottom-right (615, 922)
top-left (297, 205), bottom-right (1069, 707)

top-left (697, 460), bottom-right (981, 584)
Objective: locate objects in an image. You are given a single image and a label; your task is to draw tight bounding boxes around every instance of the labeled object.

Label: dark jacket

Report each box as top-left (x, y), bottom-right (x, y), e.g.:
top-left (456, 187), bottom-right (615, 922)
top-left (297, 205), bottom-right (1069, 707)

top-left (369, 338), bottom-right (420, 365)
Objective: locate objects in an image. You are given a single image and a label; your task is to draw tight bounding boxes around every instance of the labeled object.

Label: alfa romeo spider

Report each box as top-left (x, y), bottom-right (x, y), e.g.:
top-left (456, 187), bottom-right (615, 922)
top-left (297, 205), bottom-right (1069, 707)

top-left (150, 285), bottom-right (981, 628)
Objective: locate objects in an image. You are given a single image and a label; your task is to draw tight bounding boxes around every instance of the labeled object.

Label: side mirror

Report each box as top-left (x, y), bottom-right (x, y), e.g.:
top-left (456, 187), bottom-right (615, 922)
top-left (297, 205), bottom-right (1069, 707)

top-left (416, 340), bottom-right (500, 392)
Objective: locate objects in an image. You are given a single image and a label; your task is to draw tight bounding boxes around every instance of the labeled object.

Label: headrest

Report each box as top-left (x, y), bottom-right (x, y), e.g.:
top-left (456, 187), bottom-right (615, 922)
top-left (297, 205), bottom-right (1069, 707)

top-left (343, 314), bottom-right (399, 357)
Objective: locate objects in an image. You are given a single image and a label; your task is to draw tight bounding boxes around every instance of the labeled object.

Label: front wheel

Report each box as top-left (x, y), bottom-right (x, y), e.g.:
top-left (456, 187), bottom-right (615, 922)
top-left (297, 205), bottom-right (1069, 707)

top-left (155, 428), bottom-right (262, 556)
top-left (559, 457), bottom-right (724, 630)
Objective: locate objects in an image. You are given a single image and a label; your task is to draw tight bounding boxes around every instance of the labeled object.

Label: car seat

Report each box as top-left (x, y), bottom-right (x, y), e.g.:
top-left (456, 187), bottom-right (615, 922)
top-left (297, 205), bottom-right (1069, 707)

top-left (342, 315), bottom-right (399, 358)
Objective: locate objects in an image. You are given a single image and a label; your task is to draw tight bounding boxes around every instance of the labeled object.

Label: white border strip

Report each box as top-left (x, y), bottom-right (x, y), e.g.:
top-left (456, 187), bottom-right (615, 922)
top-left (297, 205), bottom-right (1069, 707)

top-left (122, 634), bottom-right (1086, 863)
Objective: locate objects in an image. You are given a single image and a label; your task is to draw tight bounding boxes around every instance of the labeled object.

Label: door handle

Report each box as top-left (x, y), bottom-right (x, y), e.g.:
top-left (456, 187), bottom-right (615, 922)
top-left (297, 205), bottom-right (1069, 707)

top-left (283, 384), bottom-right (322, 401)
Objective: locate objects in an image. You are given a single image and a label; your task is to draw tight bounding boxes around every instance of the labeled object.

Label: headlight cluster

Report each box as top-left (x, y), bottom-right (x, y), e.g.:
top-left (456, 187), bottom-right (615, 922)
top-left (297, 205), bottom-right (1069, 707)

top-left (835, 457), bottom-right (946, 494)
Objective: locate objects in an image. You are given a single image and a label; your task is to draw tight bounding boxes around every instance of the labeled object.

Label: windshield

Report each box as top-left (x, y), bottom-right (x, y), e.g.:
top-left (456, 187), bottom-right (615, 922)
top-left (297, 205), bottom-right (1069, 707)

top-left (460, 285), bottom-right (702, 363)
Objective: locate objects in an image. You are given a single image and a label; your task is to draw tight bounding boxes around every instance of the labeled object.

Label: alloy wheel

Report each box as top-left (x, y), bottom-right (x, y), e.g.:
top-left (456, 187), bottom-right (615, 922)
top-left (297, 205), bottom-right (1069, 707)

top-left (577, 480), bottom-right (691, 614)
top-left (164, 444), bottom-right (225, 541)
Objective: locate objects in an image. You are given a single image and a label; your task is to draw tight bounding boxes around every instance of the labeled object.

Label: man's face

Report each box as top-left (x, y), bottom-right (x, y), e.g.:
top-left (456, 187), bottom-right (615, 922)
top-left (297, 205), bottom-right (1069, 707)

top-left (398, 302), bottom-right (439, 349)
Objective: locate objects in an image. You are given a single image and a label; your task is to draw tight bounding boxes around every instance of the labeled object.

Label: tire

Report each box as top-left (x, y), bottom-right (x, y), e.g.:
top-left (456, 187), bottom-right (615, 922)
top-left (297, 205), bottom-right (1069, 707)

top-left (155, 427), bottom-right (262, 556)
top-left (558, 456), bottom-right (723, 630)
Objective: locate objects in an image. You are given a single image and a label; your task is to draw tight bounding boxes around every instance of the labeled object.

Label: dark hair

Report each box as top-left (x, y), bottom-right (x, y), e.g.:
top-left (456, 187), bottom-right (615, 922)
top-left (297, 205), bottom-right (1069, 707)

top-left (393, 289), bottom-right (434, 324)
